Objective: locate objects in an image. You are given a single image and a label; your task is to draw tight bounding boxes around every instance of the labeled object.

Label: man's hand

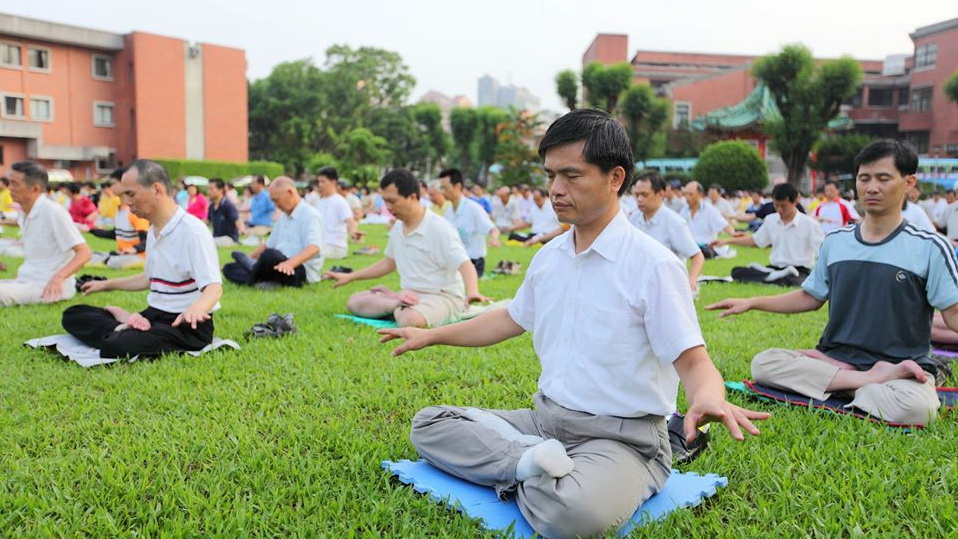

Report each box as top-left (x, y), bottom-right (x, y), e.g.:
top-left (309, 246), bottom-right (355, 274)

top-left (172, 306), bottom-right (211, 330)
top-left (689, 279), bottom-right (700, 300)
top-left (0, 261), bottom-right (7, 272)
top-left (81, 279), bottom-right (110, 295)
top-left (274, 260), bottom-right (298, 276)
top-left (465, 292), bottom-right (493, 306)
top-left (522, 238), bottom-right (538, 247)
top-left (323, 271), bottom-right (354, 288)
top-left (126, 312), bottom-right (151, 331)
top-left (709, 239), bottom-right (727, 248)
top-left (378, 327), bottom-right (433, 356)
top-left (351, 230), bottom-right (366, 242)
top-left (41, 277), bottom-right (63, 302)
top-left (684, 398), bottom-right (770, 442)
top-left (705, 298), bottom-right (753, 318)
top-left (489, 235), bottom-right (501, 248)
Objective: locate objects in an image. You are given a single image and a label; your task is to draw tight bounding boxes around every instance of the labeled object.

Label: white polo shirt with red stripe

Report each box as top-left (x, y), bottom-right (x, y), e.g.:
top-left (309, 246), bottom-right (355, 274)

top-left (145, 207), bottom-right (222, 313)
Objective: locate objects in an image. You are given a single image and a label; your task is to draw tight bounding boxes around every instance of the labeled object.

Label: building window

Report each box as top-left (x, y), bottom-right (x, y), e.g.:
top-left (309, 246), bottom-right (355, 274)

top-left (27, 46), bottom-right (50, 72)
top-left (897, 87), bottom-right (910, 108)
top-left (1, 43), bottom-right (21, 68)
top-left (94, 101), bottom-right (115, 127)
top-left (96, 154), bottom-right (117, 173)
top-left (92, 54), bottom-right (112, 80)
top-left (2, 94), bottom-right (25, 119)
top-left (844, 88), bottom-right (863, 108)
top-left (867, 88), bottom-right (894, 107)
top-left (910, 87), bottom-right (933, 112)
top-left (673, 101), bottom-right (691, 129)
top-left (903, 132), bottom-right (930, 155)
top-left (30, 97), bottom-right (53, 121)
top-left (914, 43), bottom-right (937, 69)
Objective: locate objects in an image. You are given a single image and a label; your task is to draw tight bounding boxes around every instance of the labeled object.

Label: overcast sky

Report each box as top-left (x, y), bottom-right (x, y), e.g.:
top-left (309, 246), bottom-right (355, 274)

top-left (4, 1), bottom-right (956, 110)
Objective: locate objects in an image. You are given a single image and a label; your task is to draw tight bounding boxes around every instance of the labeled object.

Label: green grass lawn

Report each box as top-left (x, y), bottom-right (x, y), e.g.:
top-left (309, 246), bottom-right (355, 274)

top-left (1, 224), bottom-right (955, 537)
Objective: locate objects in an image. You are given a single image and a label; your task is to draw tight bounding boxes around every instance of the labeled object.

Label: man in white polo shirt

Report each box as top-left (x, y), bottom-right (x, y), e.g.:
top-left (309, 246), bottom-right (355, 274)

top-left (439, 168), bottom-right (500, 277)
top-left (378, 109), bottom-right (767, 538)
top-left (681, 181), bottom-right (739, 257)
top-left (324, 169), bottom-right (488, 328)
top-left (491, 186), bottom-right (523, 233)
top-left (713, 183), bottom-right (824, 286)
top-left (224, 177), bottom-right (324, 289)
top-left (629, 171), bottom-right (704, 295)
top-left (309, 166), bottom-right (363, 259)
top-left (510, 188), bottom-right (562, 246)
top-left (61, 160), bottom-right (222, 358)
top-left (0, 161), bottom-right (91, 306)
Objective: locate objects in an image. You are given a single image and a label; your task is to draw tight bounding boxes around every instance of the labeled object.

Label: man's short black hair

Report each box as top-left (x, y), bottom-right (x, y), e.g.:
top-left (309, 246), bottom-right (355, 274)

top-left (253, 175), bottom-right (267, 186)
top-left (853, 139), bottom-right (918, 176)
top-left (130, 159), bottom-right (174, 197)
top-left (537, 108), bottom-right (635, 196)
top-left (635, 171), bottom-right (666, 193)
top-left (438, 168), bottom-right (463, 187)
top-left (824, 179), bottom-right (841, 189)
top-left (380, 169), bottom-right (419, 198)
top-left (532, 187), bottom-right (548, 197)
top-left (66, 182), bottom-right (81, 195)
top-left (11, 161), bottom-right (48, 190)
top-left (708, 183), bottom-right (723, 194)
top-left (771, 182), bottom-right (798, 202)
top-left (210, 178), bottom-right (226, 191)
top-left (317, 166), bottom-right (339, 180)
top-left (109, 166), bottom-right (128, 181)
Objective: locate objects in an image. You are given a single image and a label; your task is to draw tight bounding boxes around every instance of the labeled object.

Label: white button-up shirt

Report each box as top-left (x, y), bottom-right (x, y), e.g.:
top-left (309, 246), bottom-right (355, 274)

top-left (16, 195), bottom-right (85, 287)
top-left (444, 197), bottom-right (496, 260)
top-left (629, 205), bottom-right (700, 260)
top-left (508, 212), bottom-right (705, 417)
top-left (681, 201), bottom-right (728, 245)
top-left (385, 210), bottom-right (470, 297)
top-left (752, 211), bottom-right (825, 268)
top-left (310, 193), bottom-right (353, 249)
top-left (491, 196), bottom-right (522, 229)
top-left (266, 201), bottom-right (325, 283)
top-left (145, 207), bottom-right (222, 313)
top-left (528, 200), bottom-right (561, 235)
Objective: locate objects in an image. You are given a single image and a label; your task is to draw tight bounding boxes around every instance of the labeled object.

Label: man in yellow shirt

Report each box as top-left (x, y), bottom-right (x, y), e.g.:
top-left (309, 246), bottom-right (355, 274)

top-left (96, 179), bottom-right (121, 227)
top-left (0, 177), bottom-right (17, 221)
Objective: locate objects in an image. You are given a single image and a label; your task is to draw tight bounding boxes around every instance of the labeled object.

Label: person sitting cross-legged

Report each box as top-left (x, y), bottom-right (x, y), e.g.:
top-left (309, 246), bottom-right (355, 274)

top-left (708, 140), bottom-right (958, 426)
top-left (223, 177), bottom-right (324, 289)
top-left (324, 168), bottom-right (489, 328)
top-left (61, 160), bottom-right (222, 358)
top-left (712, 183), bottom-right (824, 287)
top-left (379, 110), bottom-right (768, 539)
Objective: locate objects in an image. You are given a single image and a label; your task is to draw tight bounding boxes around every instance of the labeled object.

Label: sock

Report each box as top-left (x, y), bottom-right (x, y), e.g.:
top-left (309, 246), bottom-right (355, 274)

top-left (515, 439), bottom-right (574, 481)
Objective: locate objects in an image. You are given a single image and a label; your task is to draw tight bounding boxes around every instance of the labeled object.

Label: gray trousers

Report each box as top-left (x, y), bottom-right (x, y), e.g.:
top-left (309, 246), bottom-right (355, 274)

top-left (410, 393), bottom-right (671, 539)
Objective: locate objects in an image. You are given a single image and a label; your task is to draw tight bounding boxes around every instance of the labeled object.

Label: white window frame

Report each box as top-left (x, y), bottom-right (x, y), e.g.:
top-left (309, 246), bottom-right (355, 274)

top-left (91, 54), bottom-right (113, 81)
top-left (914, 43), bottom-right (937, 71)
top-left (673, 101), bottom-right (692, 129)
top-left (29, 95), bottom-right (54, 122)
top-left (27, 45), bottom-right (51, 73)
top-left (93, 101), bottom-right (115, 127)
top-left (1, 92), bottom-right (26, 119)
top-left (1, 42), bottom-right (22, 69)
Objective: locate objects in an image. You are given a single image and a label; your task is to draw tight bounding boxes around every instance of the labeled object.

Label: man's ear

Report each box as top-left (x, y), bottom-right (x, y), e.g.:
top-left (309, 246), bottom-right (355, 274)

top-left (609, 166), bottom-right (626, 193)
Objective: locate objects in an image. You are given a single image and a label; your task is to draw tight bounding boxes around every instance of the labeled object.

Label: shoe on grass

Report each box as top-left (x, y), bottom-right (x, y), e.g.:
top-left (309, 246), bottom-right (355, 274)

top-left (667, 413), bottom-right (710, 466)
top-left (245, 313), bottom-right (296, 339)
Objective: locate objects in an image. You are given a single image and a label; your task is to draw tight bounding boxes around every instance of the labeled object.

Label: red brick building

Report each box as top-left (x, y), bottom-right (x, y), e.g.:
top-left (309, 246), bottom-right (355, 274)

top-left (585, 17), bottom-right (958, 157)
top-left (0, 13), bottom-right (248, 179)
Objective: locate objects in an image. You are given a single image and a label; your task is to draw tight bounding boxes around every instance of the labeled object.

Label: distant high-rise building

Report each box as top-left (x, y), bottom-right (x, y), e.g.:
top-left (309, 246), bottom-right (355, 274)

top-left (477, 75), bottom-right (500, 107)
top-left (419, 90), bottom-right (474, 131)
top-left (476, 74), bottom-right (540, 111)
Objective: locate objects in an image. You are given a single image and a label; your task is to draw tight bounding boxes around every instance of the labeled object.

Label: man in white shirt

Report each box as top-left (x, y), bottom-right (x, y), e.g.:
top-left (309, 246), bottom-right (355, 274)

top-left (440, 168), bottom-right (500, 277)
top-left (377, 109), bottom-right (767, 538)
top-left (813, 180), bottom-right (860, 233)
top-left (339, 181), bottom-right (364, 221)
top-left (511, 188), bottom-right (563, 246)
top-left (681, 181), bottom-right (739, 257)
top-left (223, 177), bottom-right (324, 289)
top-left (324, 169), bottom-right (489, 328)
top-left (713, 183), bottom-right (824, 286)
top-left (0, 161), bottom-right (91, 307)
top-left (491, 186), bottom-right (523, 233)
top-left (62, 160), bottom-right (222, 358)
top-left (663, 181), bottom-right (687, 213)
top-left (901, 188), bottom-right (936, 233)
top-left (310, 167), bottom-right (363, 259)
top-left (629, 171), bottom-right (704, 295)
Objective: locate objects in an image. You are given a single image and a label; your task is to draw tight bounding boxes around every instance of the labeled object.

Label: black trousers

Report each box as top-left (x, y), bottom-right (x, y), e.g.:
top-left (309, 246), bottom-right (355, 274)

top-left (223, 248), bottom-right (307, 287)
top-left (730, 265), bottom-right (810, 287)
top-left (471, 257), bottom-right (485, 278)
top-left (62, 305), bottom-right (214, 359)
top-left (90, 228), bottom-right (116, 239)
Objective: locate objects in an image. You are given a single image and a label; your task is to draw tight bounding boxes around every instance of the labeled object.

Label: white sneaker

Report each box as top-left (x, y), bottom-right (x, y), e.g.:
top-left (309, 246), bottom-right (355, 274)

top-left (764, 266), bottom-right (799, 283)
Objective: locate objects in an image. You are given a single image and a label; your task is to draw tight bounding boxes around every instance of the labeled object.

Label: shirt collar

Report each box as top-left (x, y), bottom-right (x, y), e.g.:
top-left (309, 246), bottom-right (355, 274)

top-left (404, 209), bottom-right (432, 237)
top-left (23, 194), bottom-right (51, 223)
top-left (157, 207), bottom-right (187, 238)
top-left (558, 211), bottom-right (627, 262)
top-left (287, 200), bottom-right (307, 219)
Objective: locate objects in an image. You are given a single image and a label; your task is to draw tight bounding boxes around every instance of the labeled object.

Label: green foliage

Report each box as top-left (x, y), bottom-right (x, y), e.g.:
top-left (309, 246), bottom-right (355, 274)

top-left (334, 128), bottom-right (390, 184)
top-left (474, 107), bottom-right (510, 182)
top-left (945, 69), bottom-right (958, 105)
top-left (753, 44), bottom-right (863, 186)
top-left (666, 129), bottom-right (715, 158)
top-left (305, 153), bottom-right (339, 175)
top-left (810, 134), bottom-right (874, 178)
top-left (494, 109), bottom-right (543, 187)
top-left (153, 158), bottom-right (284, 180)
top-left (620, 84), bottom-right (671, 162)
top-left (449, 107), bottom-right (479, 174)
top-left (554, 70), bottom-right (578, 111)
top-left (581, 61), bottom-right (634, 113)
top-left (693, 140), bottom-right (768, 192)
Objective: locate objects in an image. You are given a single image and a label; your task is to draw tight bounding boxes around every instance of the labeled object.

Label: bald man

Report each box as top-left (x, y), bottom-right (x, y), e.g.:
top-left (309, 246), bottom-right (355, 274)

top-left (223, 177), bottom-right (325, 289)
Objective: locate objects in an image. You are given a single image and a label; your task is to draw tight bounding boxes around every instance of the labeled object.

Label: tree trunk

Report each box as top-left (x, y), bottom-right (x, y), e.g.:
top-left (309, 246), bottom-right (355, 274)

top-left (785, 149), bottom-right (808, 188)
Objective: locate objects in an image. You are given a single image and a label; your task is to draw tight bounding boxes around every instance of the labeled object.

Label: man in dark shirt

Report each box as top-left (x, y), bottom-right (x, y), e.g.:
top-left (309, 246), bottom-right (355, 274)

top-left (208, 178), bottom-right (243, 247)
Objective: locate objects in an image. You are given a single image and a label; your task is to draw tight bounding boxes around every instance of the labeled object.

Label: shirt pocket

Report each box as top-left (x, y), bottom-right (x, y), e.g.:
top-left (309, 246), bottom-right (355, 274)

top-left (585, 303), bottom-right (634, 365)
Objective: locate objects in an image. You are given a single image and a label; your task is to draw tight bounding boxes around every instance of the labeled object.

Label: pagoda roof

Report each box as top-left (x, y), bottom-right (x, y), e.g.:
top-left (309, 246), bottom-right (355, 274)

top-left (691, 85), bottom-right (853, 133)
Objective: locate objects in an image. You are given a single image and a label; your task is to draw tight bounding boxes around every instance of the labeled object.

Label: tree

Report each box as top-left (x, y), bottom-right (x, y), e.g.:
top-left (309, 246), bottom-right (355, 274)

top-left (474, 107), bottom-right (510, 183)
top-left (412, 102), bottom-right (451, 176)
top-left (494, 108), bottom-right (542, 187)
top-left (335, 128), bottom-right (390, 184)
top-left (810, 134), bottom-right (873, 180)
top-left (449, 107), bottom-right (479, 174)
top-left (692, 140), bottom-right (768, 193)
top-left (555, 70), bottom-right (578, 111)
top-left (581, 62), bottom-right (634, 113)
top-left (753, 44), bottom-right (862, 187)
top-left (620, 84), bottom-right (670, 162)
top-left (946, 69), bottom-right (958, 105)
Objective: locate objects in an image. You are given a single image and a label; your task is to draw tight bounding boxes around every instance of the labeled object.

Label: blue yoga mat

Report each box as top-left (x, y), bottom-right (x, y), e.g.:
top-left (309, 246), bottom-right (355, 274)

top-left (383, 459), bottom-right (727, 537)
top-left (334, 314), bottom-right (398, 329)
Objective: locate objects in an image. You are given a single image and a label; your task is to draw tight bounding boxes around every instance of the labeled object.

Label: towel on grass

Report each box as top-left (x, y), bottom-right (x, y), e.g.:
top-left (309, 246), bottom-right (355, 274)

top-left (25, 334), bottom-right (240, 368)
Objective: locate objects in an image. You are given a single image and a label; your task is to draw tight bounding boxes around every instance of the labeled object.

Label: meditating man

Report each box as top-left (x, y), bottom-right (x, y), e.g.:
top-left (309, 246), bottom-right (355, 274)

top-left (223, 177), bottom-right (324, 289)
top-left (324, 169), bottom-right (488, 328)
top-left (0, 161), bottom-right (91, 306)
top-left (708, 140), bottom-right (958, 426)
top-left (680, 181), bottom-right (739, 258)
top-left (309, 166), bottom-right (363, 260)
top-left (62, 159), bottom-right (222, 358)
top-left (379, 109), bottom-right (768, 538)
top-left (712, 183), bottom-right (824, 287)
top-left (439, 168), bottom-right (500, 277)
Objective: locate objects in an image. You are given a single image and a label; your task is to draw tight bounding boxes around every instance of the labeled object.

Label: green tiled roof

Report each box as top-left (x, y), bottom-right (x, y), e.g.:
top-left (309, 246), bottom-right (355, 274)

top-left (691, 85), bottom-right (853, 133)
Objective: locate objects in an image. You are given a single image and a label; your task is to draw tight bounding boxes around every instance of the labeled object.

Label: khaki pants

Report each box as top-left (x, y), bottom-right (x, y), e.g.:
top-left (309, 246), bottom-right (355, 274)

top-left (408, 291), bottom-right (464, 327)
top-left (0, 279), bottom-right (76, 307)
top-left (411, 393), bottom-right (671, 539)
top-left (752, 348), bottom-right (941, 426)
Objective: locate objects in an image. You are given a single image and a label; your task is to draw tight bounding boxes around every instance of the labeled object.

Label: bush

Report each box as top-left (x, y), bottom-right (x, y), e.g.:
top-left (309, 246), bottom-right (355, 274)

top-left (692, 140), bottom-right (767, 192)
top-left (152, 159), bottom-right (284, 181)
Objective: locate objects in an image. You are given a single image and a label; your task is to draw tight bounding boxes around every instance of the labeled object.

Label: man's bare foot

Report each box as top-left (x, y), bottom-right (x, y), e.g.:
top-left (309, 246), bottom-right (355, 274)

top-left (369, 286), bottom-right (419, 306)
top-left (801, 349), bottom-right (857, 370)
top-left (104, 305), bottom-right (132, 323)
top-left (868, 360), bottom-right (928, 384)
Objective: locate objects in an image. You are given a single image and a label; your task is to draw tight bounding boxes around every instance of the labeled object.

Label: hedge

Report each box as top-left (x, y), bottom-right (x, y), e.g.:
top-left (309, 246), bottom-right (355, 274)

top-left (152, 159), bottom-right (284, 181)
top-left (692, 140), bottom-right (767, 193)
